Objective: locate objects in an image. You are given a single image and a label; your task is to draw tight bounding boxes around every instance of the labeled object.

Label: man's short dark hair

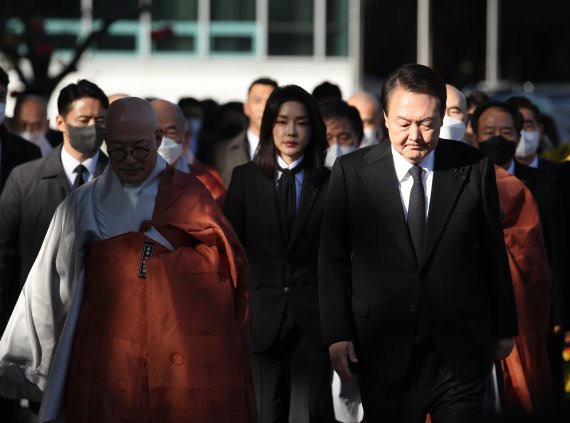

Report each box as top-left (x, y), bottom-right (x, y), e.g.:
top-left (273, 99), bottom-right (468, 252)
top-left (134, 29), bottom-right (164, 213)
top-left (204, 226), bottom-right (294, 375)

top-left (248, 77), bottom-right (278, 94)
top-left (466, 90), bottom-right (490, 110)
top-left (312, 81), bottom-right (342, 103)
top-left (505, 96), bottom-right (541, 123)
top-left (319, 99), bottom-right (364, 145)
top-left (0, 65), bottom-right (9, 88)
top-left (381, 63), bottom-right (446, 117)
top-left (470, 100), bottom-right (523, 135)
top-left (57, 79), bottom-right (109, 116)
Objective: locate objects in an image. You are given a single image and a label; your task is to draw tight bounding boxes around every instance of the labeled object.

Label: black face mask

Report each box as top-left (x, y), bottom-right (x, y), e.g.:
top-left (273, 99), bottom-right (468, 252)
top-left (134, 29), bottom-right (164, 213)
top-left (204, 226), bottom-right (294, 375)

top-left (478, 135), bottom-right (517, 166)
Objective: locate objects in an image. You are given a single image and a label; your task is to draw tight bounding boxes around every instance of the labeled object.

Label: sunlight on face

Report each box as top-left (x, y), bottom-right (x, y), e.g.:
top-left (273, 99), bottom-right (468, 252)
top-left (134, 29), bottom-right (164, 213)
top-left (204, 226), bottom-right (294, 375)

top-left (272, 101), bottom-right (312, 164)
top-left (384, 86), bottom-right (442, 164)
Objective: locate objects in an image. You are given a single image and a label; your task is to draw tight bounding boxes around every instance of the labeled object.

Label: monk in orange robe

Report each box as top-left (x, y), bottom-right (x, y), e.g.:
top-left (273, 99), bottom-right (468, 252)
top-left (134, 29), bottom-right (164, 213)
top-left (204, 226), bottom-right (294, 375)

top-left (0, 97), bottom-right (256, 423)
top-left (495, 166), bottom-right (552, 414)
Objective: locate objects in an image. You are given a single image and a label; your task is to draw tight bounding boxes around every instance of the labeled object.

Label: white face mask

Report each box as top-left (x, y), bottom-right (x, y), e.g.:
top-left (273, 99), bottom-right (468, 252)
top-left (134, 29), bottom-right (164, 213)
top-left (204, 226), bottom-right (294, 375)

top-left (515, 130), bottom-right (540, 159)
top-left (0, 103), bottom-right (5, 126)
top-left (17, 131), bottom-right (46, 147)
top-left (325, 144), bottom-right (356, 168)
top-left (361, 127), bottom-right (380, 147)
top-left (439, 115), bottom-right (466, 142)
top-left (158, 136), bottom-right (183, 165)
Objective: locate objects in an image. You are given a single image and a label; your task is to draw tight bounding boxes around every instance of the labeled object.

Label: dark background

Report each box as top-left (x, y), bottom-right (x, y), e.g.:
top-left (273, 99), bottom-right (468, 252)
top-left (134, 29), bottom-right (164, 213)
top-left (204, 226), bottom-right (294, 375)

top-left (363, 0), bottom-right (570, 89)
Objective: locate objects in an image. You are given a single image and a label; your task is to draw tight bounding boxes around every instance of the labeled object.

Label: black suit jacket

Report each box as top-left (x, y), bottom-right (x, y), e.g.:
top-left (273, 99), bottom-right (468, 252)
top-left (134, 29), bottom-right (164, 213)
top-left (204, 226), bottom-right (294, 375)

top-left (205, 130), bottom-right (250, 187)
top-left (514, 160), bottom-right (569, 326)
top-left (0, 145), bottom-right (108, 326)
top-left (224, 162), bottom-right (330, 352)
top-left (0, 124), bottom-right (41, 193)
top-left (319, 139), bottom-right (517, 384)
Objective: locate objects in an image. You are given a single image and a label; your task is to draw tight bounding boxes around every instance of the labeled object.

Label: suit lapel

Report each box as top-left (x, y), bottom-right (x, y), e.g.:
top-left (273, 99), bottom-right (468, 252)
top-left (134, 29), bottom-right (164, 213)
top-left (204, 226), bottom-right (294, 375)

top-left (287, 175), bottom-right (319, 253)
top-left (420, 143), bottom-right (470, 267)
top-left (41, 145), bottom-right (70, 195)
top-left (357, 143), bottom-right (417, 268)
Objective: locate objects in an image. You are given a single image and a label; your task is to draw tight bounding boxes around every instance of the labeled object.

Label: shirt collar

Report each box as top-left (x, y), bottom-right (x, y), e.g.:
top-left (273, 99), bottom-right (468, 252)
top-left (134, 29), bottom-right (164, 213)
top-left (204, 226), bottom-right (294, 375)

top-left (391, 143), bottom-right (435, 182)
top-left (61, 145), bottom-right (100, 179)
top-left (276, 154), bottom-right (304, 170)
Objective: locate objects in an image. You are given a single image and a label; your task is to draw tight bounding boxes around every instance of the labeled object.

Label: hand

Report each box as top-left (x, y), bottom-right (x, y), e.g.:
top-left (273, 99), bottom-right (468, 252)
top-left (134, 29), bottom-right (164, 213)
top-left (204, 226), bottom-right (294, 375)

top-left (493, 337), bottom-right (514, 360)
top-left (329, 341), bottom-right (359, 383)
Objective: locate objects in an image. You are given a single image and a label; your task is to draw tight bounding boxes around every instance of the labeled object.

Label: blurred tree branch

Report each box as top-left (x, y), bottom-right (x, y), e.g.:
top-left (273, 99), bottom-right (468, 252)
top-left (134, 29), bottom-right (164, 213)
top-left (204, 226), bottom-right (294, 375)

top-left (0, 3), bottom-right (151, 99)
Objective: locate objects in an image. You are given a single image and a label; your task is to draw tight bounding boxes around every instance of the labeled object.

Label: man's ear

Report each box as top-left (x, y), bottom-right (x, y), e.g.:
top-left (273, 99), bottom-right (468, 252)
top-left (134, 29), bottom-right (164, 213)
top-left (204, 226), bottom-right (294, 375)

top-left (55, 115), bottom-right (66, 132)
top-left (155, 129), bottom-right (163, 148)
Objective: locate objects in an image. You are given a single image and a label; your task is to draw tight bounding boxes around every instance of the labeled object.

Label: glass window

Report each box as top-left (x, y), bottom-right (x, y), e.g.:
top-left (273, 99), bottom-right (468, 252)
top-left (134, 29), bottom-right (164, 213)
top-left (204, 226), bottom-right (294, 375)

top-left (326, 0), bottom-right (348, 56)
top-left (22, 0), bottom-right (80, 18)
top-left (268, 0), bottom-right (314, 56)
top-left (153, 0), bottom-right (198, 20)
top-left (210, 0), bottom-right (256, 55)
top-left (151, 0), bottom-right (198, 53)
top-left (211, 0), bottom-right (255, 21)
top-left (93, 0), bottom-right (139, 52)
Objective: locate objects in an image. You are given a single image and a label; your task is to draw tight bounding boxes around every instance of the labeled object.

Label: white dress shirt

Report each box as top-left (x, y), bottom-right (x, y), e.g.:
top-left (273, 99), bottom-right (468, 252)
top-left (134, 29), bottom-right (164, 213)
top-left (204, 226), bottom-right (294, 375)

top-left (276, 154), bottom-right (304, 210)
top-left (61, 146), bottom-right (100, 188)
top-left (391, 144), bottom-right (435, 221)
top-left (247, 129), bottom-right (260, 160)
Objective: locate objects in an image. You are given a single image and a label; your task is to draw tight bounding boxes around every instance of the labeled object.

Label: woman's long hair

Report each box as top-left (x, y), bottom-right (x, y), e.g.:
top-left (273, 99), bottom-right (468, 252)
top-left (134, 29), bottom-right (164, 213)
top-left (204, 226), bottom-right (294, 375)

top-left (253, 85), bottom-right (328, 181)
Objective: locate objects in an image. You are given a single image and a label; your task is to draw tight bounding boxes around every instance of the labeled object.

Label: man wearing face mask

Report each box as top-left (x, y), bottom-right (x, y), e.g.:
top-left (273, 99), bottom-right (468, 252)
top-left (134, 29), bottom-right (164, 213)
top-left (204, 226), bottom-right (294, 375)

top-left (347, 91), bottom-right (385, 147)
top-left (440, 84), bottom-right (468, 142)
top-left (472, 101), bottom-right (568, 400)
top-left (11, 94), bottom-right (60, 157)
top-left (0, 80), bottom-right (108, 354)
top-left (320, 99), bottom-right (363, 169)
top-left (151, 98), bottom-right (226, 207)
top-left (505, 96), bottom-right (557, 172)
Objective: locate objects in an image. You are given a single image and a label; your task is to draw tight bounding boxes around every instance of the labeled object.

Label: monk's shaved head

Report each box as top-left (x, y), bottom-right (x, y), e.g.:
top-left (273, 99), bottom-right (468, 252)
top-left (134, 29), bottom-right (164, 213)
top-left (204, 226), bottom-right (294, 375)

top-left (151, 99), bottom-right (186, 129)
top-left (105, 97), bottom-right (162, 185)
top-left (106, 97), bottom-right (158, 135)
top-left (151, 99), bottom-right (188, 147)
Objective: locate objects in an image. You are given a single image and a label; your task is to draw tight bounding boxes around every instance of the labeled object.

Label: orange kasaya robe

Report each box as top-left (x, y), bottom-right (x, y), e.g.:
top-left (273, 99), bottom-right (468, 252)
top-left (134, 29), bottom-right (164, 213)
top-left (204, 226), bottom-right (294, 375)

top-left (65, 166), bottom-right (257, 422)
top-left (495, 166), bottom-right (552, 414)
top-left (191, 159), bottom-right (227, 208)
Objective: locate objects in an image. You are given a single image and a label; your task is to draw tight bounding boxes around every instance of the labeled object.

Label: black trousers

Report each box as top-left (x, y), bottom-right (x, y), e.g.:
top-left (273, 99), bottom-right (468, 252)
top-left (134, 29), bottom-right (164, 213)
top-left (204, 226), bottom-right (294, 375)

top-left (359, 342), bottom-right (486, 423)
top-left (252, 323), bottom-right (334, 423)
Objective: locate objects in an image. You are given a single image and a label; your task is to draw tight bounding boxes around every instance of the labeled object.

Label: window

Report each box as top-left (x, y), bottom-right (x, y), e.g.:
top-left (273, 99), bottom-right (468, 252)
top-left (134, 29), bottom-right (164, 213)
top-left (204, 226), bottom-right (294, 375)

top-left (268, 0), bottom-right (314, 55)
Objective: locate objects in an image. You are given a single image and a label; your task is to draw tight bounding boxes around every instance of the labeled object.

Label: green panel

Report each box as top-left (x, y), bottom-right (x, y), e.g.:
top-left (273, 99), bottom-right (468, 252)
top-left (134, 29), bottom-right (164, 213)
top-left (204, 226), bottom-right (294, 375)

top-left (153, 0), bottom-right (198, 20)
top-left (326, 0), bottom-right (348, 56)
top-left (211, 0), bottom-right (255, 21)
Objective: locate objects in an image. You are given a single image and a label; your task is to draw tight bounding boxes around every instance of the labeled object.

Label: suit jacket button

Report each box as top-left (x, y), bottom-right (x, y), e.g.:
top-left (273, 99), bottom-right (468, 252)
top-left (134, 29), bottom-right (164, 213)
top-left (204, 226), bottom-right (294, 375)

top-left (409, 305), bottom-right (416, 312)
top-left (283, 286), bottom-right (290, 293)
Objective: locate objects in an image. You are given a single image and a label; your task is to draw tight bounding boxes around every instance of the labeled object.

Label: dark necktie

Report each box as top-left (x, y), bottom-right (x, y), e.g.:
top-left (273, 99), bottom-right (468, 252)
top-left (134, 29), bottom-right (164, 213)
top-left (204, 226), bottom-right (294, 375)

top-left (276, 162), bottom-right (303, 244)
top-left (72, 164), bottom-right (87, 189)
top-left (407, 165), bottom-right (425, 259)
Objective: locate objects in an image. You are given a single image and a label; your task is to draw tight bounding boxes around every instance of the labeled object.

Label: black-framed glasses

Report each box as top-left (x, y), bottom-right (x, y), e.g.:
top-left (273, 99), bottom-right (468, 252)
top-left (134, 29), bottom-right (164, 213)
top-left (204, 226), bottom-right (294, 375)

top-left (107, 147), bottom-right (151, 161)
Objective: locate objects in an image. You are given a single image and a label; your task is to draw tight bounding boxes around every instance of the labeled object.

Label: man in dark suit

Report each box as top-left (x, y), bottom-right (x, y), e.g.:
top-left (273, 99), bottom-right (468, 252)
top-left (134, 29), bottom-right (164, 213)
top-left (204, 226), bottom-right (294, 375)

top-left (0, 62), bottom-right (42, 423)
top-left (0, 79), bottom-right (108, 333)
top-left (319, 64), bottom-right (517, 422)
top-left (204, 77), bottom-right (277, 186)
top-left (0, 67), bottom-right (41, 194)
top-left (471, 100), bottom-right (570, 410)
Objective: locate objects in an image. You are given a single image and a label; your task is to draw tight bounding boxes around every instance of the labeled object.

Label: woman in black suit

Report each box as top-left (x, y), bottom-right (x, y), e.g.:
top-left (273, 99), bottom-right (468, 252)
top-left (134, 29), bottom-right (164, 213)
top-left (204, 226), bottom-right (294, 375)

top-left (224, 85), bottom-right (333, 423)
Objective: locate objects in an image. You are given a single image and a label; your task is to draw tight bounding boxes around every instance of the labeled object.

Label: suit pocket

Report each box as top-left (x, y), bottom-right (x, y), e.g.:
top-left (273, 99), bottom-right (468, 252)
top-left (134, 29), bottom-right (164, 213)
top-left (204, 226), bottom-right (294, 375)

top-left (352, 296), bottom-right (369, 317)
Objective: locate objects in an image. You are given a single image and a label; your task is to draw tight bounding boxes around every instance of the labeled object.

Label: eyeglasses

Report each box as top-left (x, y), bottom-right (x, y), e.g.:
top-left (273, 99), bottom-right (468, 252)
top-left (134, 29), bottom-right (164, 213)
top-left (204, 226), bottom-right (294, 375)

top-left (107, 147), bottom-right (151, 161)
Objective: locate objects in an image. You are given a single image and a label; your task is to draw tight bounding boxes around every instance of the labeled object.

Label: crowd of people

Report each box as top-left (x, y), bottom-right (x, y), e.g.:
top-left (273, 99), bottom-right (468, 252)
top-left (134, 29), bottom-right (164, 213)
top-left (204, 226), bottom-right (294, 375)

top-left (0, 62), bottom-right (568, 423)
